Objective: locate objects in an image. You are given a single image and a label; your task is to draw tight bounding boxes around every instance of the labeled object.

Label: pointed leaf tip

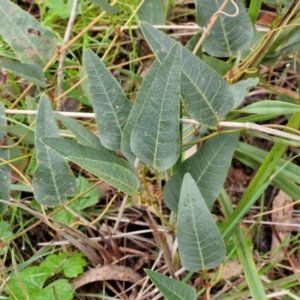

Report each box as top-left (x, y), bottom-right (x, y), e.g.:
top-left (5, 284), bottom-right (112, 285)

top-left (177, 173), bottom-right (226, 270)
top-left (84, 49), bottom-right (132, 150)
top-left (130, 43), bottom-right (182, 171)
top-left (33, 95), bottom-right (76, 206)
top-left (140, 22), bottom-right (234, 127)
top-left (163, 132), bottom-right (239, 212)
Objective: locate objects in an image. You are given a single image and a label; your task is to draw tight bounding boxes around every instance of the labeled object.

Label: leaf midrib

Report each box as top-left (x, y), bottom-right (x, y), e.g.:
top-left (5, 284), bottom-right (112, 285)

top-left (0, 3), bottom-right (47, 65)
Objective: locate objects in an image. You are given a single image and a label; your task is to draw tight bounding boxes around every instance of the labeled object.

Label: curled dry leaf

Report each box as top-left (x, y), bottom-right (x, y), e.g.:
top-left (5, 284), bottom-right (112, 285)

top-left (0, 69), bottom-right (6, 86)
top-left (71, 265), bottom-right (143, 290)
top-left (271, 190), bottom-right (300, 262)
top-left (221, 259), bottom-right (243, 280)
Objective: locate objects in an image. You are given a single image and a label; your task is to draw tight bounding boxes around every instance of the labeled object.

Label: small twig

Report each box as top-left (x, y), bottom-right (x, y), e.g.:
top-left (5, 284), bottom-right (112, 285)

top-left (5, 109), bottom-right (95, 118)
top-left (243, 220), bottom-right (300, 228)
top-left (37, 228), bottom-right (166, 246)
top-left (56, 0), bottom-right (80, 111)
top-left (4, 110), bottom-right (300, 143)
top-left (251, 198), bottom-right (300, 219)
top-left (91, 24), bottom-right (201, 31)
top-left (90, 23), bottom-right (268, 33)
top-left (183, 119), bottom-right (300, 142)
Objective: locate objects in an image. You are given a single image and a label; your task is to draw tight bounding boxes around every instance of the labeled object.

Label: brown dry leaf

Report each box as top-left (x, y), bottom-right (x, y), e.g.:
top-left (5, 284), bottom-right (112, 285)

top-left (222, 260), bottom-right (243, 280)
top-left (71, 265), bottom-right (143, 290)
top-left (257, 12), bottom-right (276, 26)
top-left (0, 69), bottom-right (6, 86)
top-left (270, 190), bottom-right (300, 262)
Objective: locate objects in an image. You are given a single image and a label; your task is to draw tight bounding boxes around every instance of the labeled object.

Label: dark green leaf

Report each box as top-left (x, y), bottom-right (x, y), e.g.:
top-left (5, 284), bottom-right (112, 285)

top-left (145, 269), bottom-right (197, 300)
top-left (131, 43), bottom-right (182, 171)
top-left (163, 133), bottom-right (239, 211)
top-left (33, 95), bottom-right (76, 206)
top-left (202, 55), bottom-right (231, 76)
top-left (54, 112), bottom-right (115, 155)
top-left (84, 49), bottom-right (132, 150)
top-left (230, 78), bottom-right (259, 109)
top-left (0, 60), bottom-right (47, 87)
top-left (140, 22), bottom-right (233, 127)
top-left (42, 138), bottom-right (139, 196)
top-left (195, 0), bottom-right (254, 57)
top-left (178, 173), bottom-right (226, 270)
top-left (137, 0), bottom-right (165, 25)
top-left (0, 125), bottom-right (34, 145)
top-left (121, 60), bottom-right (161, 163)
top-left (0, 0), bottom-right (58, 67)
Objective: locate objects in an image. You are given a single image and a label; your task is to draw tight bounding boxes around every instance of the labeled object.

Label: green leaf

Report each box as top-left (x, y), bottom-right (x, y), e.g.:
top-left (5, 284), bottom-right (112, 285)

top-left (54, 113), bottom-right (115, 155)
top-left (0, 125), bottom-right (35, 145)
top-left (84, 49), bottom-right (132, 150)
top-left (88, 0), bottom-right (119, 15)
top-left (219, 189), bottom-right (268, 300)
top-left (121, 60), bottom-right (162, 163)
top-left (41, 252), bottom-right (86, 278)
top-left (140, 22), bottom-right (233, 127)
top-left (74, 177), bottom-right (101, 209)
top-left (53, 176), bottom-right (101, 225)
top-left (45, 0), bottom-right (83, 19)
top-left (0, 221), bottom-right (13, 240)
top-left (0, 104), bottom-right (10, 214)
top-left (248, 0), bottom-right (262, 24)
top-left (195, 0), bottom-right (254, 57)
top-left (130, 43), bottom-right (182, 171)
top-left (0, 60), bottom-right (47, 87)
top-left (33, 95), bottom-right (76, 206)
top-left (6, 266), bottom-right (51, 299)
top-left (6, 265), bottom-right (73, 300)
top-left (145, 269), bottom-right (197, 300)
top-left (42, 138), bottom-right (139, 196)
top-left (202, 55), bottom-right (231, 76)
top-left (163, 132), bottom-right (239, 212)
top-left (42, 253), bottom-right (69, 274)
top-left (236, 141), bottom-right (300, 185)
top-left (44, 279), bottom-right (73, 300)
top-left (63, 253), bottom-right (87, 278)
top-left (137, 0), bottom-right (165, 25)
top-left (0, 221), bottom-right (13, 254)
top-left (239, 100), bottom-right (300, 114)
top-left (230, 78), bottom-right (259, 109)
top-left (178, 173), bottom-right (226, 270)
top-left (0, 0), bottom-right (58, 67)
